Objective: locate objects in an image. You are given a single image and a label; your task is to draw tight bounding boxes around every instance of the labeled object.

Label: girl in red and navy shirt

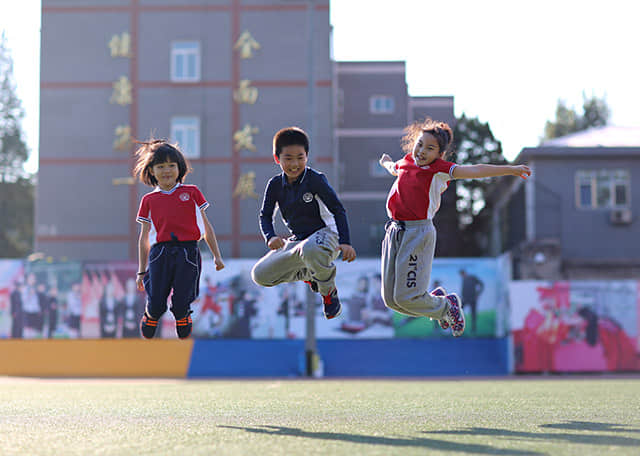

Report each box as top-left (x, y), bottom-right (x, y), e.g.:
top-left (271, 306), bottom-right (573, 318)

top-left (133, 139), bottom-right (224, 339)
top-left (379, 119), bottom-right (530, 337)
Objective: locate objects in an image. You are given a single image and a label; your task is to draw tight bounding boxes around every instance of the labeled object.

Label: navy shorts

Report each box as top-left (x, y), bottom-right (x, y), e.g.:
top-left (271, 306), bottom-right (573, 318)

top-left (143, 240), bottom-right (201, 320)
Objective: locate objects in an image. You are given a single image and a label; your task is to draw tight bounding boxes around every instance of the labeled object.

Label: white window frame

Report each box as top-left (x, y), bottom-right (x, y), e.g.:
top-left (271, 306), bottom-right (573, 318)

top-left (575, 169), bottom-right (630, 209)
top-left (369, 95), bottom-right (395, 115)
top-left (171, 116), bottom-right (200, 159)
top-left (170, 41), bottom-right (201, 82)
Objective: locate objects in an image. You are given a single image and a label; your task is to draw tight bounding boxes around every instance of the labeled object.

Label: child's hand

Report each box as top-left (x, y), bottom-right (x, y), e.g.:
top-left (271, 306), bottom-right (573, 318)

top-left (136, 275), bottom-right (145, 292)
top-left (338, 244), bottom-right (356, 262)
top-left (512, 165), bottom-right (532, 179)
top-left (268, 236), bottom-right (285, 250)
top-left (214, 258), bottom-right (225, 271)
top-left (379, 153), bottom-right (393, 166)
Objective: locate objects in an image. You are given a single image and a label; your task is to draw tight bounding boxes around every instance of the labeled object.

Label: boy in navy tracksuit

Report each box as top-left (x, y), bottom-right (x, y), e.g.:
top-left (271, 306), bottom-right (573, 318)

top-left (251, 127), bottom-right (356, 319)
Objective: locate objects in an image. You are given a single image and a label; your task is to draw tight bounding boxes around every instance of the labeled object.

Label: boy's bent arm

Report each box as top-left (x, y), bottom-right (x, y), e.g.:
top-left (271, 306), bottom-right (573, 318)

top-left (201, 210), bottom-right (225, 271)
top-left (315, 174), bottom-right (351, 245)
top-left (258, 180), bottom-right (278, 244)
top-left (452, 164), bottom-right (531, 180)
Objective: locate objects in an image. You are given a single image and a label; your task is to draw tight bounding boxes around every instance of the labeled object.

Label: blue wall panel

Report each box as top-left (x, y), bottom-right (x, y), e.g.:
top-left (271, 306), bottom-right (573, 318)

top-left (319, 339), bottom-right (509, 377)
top-left (189, 340), bottom-right (304, 377)
top-left (188, 338), bottom-right (509, 378)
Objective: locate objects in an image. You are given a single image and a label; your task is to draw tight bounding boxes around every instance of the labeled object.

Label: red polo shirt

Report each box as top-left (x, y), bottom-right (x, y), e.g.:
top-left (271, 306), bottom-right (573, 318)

top-left (386, 154), bottom-right (456, 221)
top-left (136, 183), bottom-right (209, 245)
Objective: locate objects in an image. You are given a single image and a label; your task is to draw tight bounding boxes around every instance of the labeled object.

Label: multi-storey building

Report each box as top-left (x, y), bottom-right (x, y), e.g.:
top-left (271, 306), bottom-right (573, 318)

top-left (488, 126), bottom-right (640, 278)
top-left (37, 0), bottom-right (333, 260)
top-left (37, 1), bottom-right (454, 260)
top-left (335, 61), bottom-right (455, 256)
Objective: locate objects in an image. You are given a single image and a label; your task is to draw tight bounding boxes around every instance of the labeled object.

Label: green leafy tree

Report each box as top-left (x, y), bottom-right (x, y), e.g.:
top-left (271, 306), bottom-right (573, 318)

top-left (543, 93), bottom-right (610, 141)
top-left (0, 32), bottom-right (34, 257)
top-left (437, 114), bottom-right (507, 256)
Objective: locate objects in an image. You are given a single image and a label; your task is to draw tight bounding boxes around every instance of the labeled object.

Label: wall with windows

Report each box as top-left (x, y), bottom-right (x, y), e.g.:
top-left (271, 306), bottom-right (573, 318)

top-left (38, 0), bottom-right (333, 260)
top-left (527, 150), bottom-right (640, 261)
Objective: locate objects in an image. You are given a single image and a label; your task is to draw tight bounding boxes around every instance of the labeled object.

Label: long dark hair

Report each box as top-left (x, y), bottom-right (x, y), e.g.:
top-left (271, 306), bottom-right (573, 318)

top-left (133, 139), bottom-right (191, 186)
top-left (401, 118), bottom-right (454, 159)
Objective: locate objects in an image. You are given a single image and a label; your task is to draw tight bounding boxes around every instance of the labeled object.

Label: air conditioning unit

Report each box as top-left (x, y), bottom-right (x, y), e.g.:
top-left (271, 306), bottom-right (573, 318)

top-left (610, 208), bottom-right (632, 225)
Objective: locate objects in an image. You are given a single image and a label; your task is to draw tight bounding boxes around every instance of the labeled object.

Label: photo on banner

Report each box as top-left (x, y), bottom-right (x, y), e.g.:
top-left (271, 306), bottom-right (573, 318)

top-left (18, 260), bottom-right (83, 339)
top-left (509, 280), bottom-right (639, 373)
top-left (81, 261), bottom-right (145, 339)
top-left (0, 260), bottom-right (25, 338)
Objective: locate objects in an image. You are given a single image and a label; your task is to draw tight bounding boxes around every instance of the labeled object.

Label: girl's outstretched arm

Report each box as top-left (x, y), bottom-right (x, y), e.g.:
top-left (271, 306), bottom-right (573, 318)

top-left (452, 164), bottom-right (531, 180)
top-left (379, 154), bottom-right (398, 176)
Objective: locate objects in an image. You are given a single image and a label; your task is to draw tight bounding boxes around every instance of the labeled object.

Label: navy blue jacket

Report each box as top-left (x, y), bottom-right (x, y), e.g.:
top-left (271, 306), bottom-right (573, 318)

top-left (259, 167), bottom-right (351, 245)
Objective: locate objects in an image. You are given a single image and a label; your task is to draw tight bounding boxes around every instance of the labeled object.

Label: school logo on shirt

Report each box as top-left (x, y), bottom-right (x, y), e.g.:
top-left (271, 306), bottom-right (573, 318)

top-left (179, 192), bottom-right (190, 202)
top-left (302, 192), bottom-right (313, 203)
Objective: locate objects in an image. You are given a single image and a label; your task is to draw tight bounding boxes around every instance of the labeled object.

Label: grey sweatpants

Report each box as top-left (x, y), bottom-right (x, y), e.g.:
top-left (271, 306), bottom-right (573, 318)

top-left (251, 227), bottom-right (340, 296)
top-left (381, 219), bottom-right (449, 319)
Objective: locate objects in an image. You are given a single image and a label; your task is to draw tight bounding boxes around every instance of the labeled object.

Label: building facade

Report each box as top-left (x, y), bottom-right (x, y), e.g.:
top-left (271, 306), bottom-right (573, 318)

top-left (37, 0), bottom-right (332, 260)
top-left (490, 127), bottom-right (640, 279)
top-left (37, 2), bottom-right (455, 260)
top-left (335, 61), bottom-right (455, 256)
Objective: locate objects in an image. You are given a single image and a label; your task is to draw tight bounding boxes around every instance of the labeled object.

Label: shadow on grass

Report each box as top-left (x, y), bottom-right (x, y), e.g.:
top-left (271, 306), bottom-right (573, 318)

top-left (539, 421), bottom-right (640, 433)
top-left (426, 421), bottom-right (640, 447)
top-left (218, 425), bottom-right (543, 455)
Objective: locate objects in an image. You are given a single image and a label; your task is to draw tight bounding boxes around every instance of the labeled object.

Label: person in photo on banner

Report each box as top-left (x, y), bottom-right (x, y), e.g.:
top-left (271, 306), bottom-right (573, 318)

top-left (134, 139), bottom-right (225, 339)
top-left (379, 118), bottom-right (531, 337)
top-left (251, 127), bottom-right (356, 320)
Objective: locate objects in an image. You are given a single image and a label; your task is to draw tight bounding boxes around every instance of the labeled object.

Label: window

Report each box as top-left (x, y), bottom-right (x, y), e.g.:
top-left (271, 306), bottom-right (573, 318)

top-left (171, 117), bottom-right (200, 158)
top-left (171, 41), bottom-right (200, 82)
top-left (575, 170), bottom-right (630, 209)
top-left (369, 95), bottom-right (394, 114)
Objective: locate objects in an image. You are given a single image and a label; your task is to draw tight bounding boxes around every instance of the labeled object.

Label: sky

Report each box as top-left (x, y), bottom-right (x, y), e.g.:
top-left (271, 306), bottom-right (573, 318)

top-left (1, 0), bottom-right (638, 174)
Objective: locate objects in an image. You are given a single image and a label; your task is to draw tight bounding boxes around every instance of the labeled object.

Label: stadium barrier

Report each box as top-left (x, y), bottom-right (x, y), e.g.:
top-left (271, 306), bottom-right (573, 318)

top-left (0, 338), bottom-right (511, 378)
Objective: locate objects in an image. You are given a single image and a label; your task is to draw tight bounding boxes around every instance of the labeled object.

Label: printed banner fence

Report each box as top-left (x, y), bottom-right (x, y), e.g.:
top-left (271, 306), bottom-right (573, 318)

top-left (0, 257), bottom-right (504, 340)
top-left (509, 280), bottom-right (640, 373)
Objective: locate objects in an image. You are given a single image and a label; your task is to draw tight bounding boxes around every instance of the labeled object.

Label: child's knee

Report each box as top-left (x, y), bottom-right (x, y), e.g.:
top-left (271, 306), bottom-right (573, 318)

top-left (251, 263), bottom-right (273, 287)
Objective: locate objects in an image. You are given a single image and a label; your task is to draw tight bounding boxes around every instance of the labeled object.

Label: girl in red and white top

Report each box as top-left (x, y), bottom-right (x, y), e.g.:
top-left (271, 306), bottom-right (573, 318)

top-left (379, 119), bottom-right (530, 337)
top-left (133, 139), bottom-right (224, 339)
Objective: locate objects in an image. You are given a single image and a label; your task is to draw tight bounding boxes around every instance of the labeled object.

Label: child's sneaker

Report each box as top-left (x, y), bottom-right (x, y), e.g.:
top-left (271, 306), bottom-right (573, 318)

top-left (140, 312), bottom-right (159, 339)
top-left (322, 289), bottom-right (342, 320)
top-left (444, 293), bottom-right (465, 337)
top-left (431, 287), bottom-right (449, 329)
top-left (304, 280), bottom-right (319, 293)
top-left (175, 312), bottom-right (193, 339)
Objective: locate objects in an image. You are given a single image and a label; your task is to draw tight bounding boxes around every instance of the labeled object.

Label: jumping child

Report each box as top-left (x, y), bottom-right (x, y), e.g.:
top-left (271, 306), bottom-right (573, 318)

top-left (134, 139), bottom-right (224, 339)
top-left (379, 119), bottom-right (530, 336)
top-left (251, 127), bottom-right (356, 319)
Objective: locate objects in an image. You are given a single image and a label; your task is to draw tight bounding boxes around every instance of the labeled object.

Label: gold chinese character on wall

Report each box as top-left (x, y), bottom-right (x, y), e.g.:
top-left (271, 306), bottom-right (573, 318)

top-left (112, 177), bottom-right (135, 186)
top-left (233, 30), bottom-right (261, 59)
top-left (233, 124), bottom-right (259, 152)
top-left (110, 76), bottom-right (132, 106)
top-left (108, 32), bottom-right (132, 58)
top-left (233, 80), bottom-right (258, 105)
top-left (233, 171), bottom-right (259, 199)
top-left (113, 125), bottom-right (132, 151)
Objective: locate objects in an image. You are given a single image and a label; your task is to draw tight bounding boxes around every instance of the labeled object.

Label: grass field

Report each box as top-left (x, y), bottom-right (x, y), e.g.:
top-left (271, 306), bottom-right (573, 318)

top-left (1, 377), bottom-right (639, 455)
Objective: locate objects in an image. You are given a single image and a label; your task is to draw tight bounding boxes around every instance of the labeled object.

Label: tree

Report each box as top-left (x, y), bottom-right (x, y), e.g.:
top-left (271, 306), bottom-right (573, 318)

top-left (434, 114), bottom-right (507, 256)
top-left (452, 114), bottom-right (507, 224)
top-left (0, 32), bottom-right (34, 257)
top-left (543, 93), bottom-right (610, 141)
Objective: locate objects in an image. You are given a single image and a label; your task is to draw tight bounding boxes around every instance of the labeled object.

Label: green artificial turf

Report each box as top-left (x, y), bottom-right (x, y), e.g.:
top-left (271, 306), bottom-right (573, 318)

top-left (0, 377), bottom-right (638, 455)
